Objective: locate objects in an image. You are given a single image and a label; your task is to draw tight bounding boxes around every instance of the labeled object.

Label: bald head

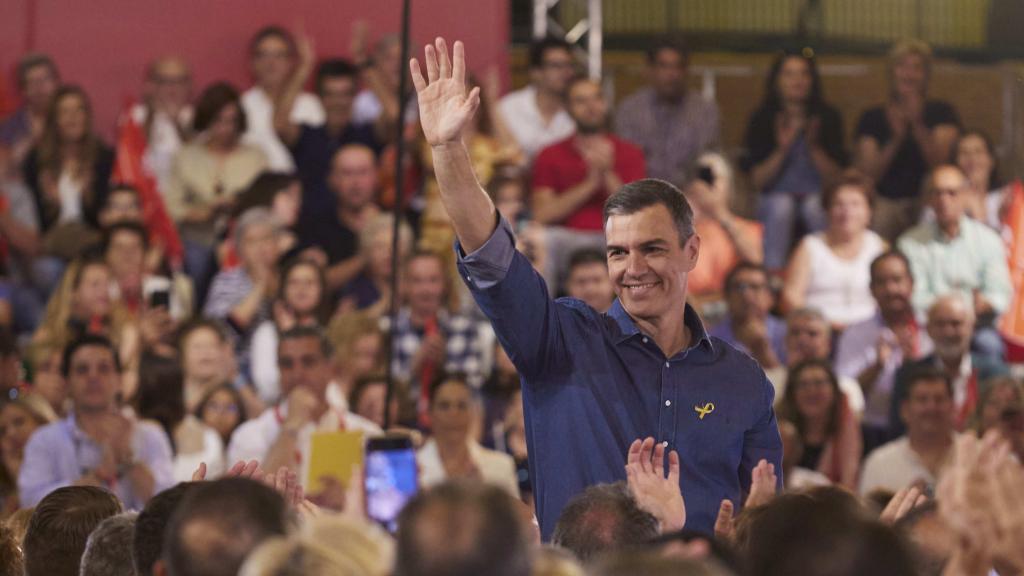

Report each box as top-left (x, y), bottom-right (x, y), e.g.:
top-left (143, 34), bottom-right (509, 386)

top-left (927, 294), bottom-right (974, 361)
top-left (927, 165), bottom-right (967, 231)
top-left (329, 144), bottom-right (378, 210)
top-left (146, 56), bottom-right (191, 113)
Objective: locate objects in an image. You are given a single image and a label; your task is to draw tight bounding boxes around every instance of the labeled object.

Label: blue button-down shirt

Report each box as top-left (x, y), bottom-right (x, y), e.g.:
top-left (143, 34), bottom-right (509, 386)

top-left (457, 217), bottom-right (783, 540)
top-left (18, 413), bottom-right (175, 510)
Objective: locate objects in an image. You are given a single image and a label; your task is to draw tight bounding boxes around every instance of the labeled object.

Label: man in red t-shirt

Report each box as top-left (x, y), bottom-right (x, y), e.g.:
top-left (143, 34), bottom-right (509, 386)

top-left (531, 77), bottom-right (646, 293)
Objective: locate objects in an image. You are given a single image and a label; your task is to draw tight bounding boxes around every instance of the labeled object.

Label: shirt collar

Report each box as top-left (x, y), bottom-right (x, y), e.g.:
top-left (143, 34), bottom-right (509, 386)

top-left (608, 299), bottom-right (714, 354)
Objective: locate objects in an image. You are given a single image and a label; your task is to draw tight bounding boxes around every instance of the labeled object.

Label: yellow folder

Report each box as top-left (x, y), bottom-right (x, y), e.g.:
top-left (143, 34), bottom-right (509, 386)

top-left (306, 430), bottom-right (365, 494)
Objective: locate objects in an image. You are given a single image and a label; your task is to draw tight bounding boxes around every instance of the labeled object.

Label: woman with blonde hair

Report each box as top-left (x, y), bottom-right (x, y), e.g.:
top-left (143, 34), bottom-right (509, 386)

top-left (0, 394), bottom-right (58, 516)
top-left (239, 514), bottom-right (393, 576)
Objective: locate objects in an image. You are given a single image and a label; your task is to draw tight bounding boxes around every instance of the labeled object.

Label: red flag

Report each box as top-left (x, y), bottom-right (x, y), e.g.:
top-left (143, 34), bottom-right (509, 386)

top-left (111, 101), bottom-right (184, 267)
top-left (999, 180), bottom-right (1024, 349)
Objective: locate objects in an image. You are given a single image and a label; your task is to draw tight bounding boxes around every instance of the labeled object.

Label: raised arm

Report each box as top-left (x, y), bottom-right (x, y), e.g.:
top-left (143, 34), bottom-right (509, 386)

top-left (411, 38), bottom-right (494, 252)
top-left (274, 33), bottom-right (316, 148)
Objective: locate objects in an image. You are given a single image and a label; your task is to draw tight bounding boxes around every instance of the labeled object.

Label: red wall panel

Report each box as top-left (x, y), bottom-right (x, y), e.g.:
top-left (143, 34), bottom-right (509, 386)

top-left (0, 0), bottom-right (509, 139)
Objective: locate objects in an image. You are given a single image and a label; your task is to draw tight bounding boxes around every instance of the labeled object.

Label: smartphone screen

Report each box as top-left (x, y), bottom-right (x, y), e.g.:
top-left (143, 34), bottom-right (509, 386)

top-left (364, 437), bottom-right (418, 533)
top-left (148, 289), bottom-right (171, 309)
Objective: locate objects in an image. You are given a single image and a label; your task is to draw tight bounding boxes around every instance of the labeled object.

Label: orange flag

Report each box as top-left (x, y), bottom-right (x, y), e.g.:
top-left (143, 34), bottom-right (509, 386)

top-left (999, 180), bottom-right (1024, 347)
top-left (111, 102), bottom-right (184, 267)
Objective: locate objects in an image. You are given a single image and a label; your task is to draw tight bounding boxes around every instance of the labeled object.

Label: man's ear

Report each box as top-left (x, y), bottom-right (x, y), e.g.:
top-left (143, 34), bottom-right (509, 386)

top-left (684, 233), bottom-right (701, 272)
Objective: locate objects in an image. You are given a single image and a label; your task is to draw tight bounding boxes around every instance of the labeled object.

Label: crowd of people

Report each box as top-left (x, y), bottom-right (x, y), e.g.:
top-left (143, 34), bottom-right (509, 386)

top-left (0, 20), bottom-right (1021, 576)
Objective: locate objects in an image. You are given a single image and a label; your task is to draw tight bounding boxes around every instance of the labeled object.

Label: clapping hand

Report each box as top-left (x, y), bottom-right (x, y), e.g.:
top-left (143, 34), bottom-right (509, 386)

top-left (715, 459), bottom-right (777, 541)
top-left (411, 38), bottom-right (481, 147)
top-left (626, 437), bottom-right (685, 533)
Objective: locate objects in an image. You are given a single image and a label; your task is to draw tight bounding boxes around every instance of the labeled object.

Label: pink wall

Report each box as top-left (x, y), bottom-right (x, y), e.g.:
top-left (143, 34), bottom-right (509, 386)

top-left (0, 0), bottom-right (510, 139)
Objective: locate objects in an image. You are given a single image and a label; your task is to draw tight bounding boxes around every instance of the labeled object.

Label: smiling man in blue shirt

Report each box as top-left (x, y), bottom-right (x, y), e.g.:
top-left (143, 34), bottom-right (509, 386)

top-left (410, 38), bottom-right (782, 540)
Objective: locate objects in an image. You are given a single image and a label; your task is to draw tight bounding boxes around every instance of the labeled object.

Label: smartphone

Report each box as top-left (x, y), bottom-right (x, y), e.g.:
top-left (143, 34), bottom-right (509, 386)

top-left (364, 436), bottom-right (419, 533)
top-left (143, 276), bottom-right (172, 310)
top-left (698, 165), bottom-right (715, 186)
top-left (148, 289), bottom-right (171, 309)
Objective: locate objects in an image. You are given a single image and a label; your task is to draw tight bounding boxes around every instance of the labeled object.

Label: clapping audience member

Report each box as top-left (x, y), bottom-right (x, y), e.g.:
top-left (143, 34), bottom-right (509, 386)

top-left (395, 482), bottom-right (533, 576)
top-left (167, 82), bottom-right (267, 299)
top-left (418, 375), bottom-right (519, 497)
top-left (615, 39), bottom-right (719, 184)
top-left (326, 312), bottom-right (384, 397)
top-left (860, 365), bottom-right (958, 496)
top-left (78, 512), bottom-right (138, 576)
top-left (777, 359), bottom-right (862, 489)
top-left (353, 34), bottom-right (410, 134)
top-left (22, 485), bottom-right (122, 576)
top-left (889, 294), bottom-right (1008, 435)
top-left (855, 39), bottom-right (960, 240)
top-left (531, 77), bottom-right (645, 292)
top-left (782, 170), bottom-right (886, 329)
top-left (835, 250), bottom-right (932, 443)
top-left (204, 208), bottom-right (282, 366)
top-left (136, 355), bottom-right (225, 482)
top-left (710, 262), bottom-right (786, 370)
top-left (251, 258), bottom-right (331, 403)
top-left (684, 152), bottom-right (763, 320)
top-left (339, 212), bottom-right (412, 312)
top-left (18, 335), bottom-right (174, 509)
top-left (897, 164), bottom-right (1011, 359)
top-left (741, 50), bottom-right (846, 271)
top-left (241, 26), bottom-right (324, 171)
top-left (497, 38), bottom-right (576, 161)
top-left (230, 172), bottom-right (303, 263)
top-left (132, 56), bottom-right (194, 193)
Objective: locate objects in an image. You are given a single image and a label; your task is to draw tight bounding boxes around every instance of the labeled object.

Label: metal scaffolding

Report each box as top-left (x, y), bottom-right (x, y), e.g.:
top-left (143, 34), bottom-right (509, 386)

top-left (533, 0), bottom-right (602, 79)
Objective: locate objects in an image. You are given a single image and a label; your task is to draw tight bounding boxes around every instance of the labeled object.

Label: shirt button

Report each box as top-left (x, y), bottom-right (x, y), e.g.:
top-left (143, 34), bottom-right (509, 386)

top-left (642, 337), bottom-right (648, 343)
top-left (665, 400), bottom-right (671, 407)
top-left (662, 441), bottom-right (669, 447)
top-left (664, 362), bottom-right (670, 368)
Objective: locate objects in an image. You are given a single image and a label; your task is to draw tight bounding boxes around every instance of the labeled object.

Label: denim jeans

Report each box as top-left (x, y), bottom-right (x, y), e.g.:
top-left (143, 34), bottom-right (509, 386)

top-left (758, 193), bottom-right (826, 270)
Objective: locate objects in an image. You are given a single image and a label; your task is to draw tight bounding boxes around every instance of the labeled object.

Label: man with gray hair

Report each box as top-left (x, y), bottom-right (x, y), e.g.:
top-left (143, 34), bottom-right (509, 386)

top-left (888, 294), bottom-right (1008, 436)
top-left (80, 512), bottom-right (139, 576)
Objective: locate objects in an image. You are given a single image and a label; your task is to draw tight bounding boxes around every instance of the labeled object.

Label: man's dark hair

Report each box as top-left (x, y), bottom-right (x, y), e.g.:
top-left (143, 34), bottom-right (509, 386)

top-left (102, 220), bottom-right (150, 252)
top-left (278, 325), bottom-right (334, 360)
top-left (396, 481), bottom-right (532, 576)
top-left (528, 37), bottom-right (574, 69)
top-left (901, 365), bottom-right (953, 404)
top-left (133, 482), bottom-right (201, 576)
top-left (61, 334), bottom-right (121, 379)
top-left (248, 25), bottom-right (296, 58)
top-left (192, 82), bottom-right (246, 134)
top-left (23, 486), bottom-right (122, 576)
top-left (315, 58), bottom-right (359, 95)
top-left (567, 249), bottom-right (607, 276)
top-left (80, 512), bottom-right (138, 576)
top-left (744, 492), bottom-right (916, 576)
top-left (163, 478), bottom-right (289, 576)
top-left (645, 37), bottom-right (690, 65)
top-left (723, 261), bottom-right (768, 294)
top-left (603, 179), bottom-right (695, 247)
top-left (869, 249), bottom-right (912, 282)
top-left (551, 481), bottom-right (659, 563)
top-left (17, 52), bottom-right (59, 88)
top-left (233, 171), bottom-right (300, 217)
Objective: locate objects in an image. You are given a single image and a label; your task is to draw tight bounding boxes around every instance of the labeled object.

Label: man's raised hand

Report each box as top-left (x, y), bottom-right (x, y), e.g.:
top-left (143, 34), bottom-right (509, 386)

top-left (410, 38), bottom-right (481, 147)
top-left (625, 437), bottom-right (685, 533)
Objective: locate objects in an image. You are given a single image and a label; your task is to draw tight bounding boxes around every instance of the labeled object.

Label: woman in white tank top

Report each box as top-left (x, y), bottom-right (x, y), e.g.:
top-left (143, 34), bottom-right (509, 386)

top-left (783, 170), bottom-right (886, 328)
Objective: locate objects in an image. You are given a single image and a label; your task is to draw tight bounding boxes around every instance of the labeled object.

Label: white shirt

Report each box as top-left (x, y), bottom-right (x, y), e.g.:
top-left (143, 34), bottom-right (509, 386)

top-left (241, 87), bottom-right (324, 171)
top-left (171, 416), bottom-right (226, 483)
top-left (859, 435), bottom-right (958, 496)
top-left (417, 438), bottom-right (520, 499)
top-left (802, 231), bottom-right (886, 327)
top-left (352, 88), bottom-right (418, 125)
top-left (834, 312), bottom-right (933, 428)
top-left (249, 321), bottom-right (280, 404)
top-left (57, 172), bottom-right (83, 223)
top-left (497, 86), bottom-right (575, 161)
top-left (227, 396), bottom-right (381, 485)
top-left (130, 103), bottom-right (192, 194)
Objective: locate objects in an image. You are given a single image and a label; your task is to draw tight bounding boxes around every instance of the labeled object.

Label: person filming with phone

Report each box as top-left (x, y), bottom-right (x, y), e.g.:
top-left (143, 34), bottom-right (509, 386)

top-left (409, 38), bottom-right (782, 541)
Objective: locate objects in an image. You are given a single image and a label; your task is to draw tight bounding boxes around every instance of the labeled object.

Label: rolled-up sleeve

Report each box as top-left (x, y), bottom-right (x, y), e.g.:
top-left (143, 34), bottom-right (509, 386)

top-left (456, 215), bottom-right (516, 290)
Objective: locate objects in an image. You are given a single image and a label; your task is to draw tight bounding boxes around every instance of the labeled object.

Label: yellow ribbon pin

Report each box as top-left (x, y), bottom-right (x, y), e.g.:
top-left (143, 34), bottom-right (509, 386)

top-left (695, 403), bottom-right (715, 420)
